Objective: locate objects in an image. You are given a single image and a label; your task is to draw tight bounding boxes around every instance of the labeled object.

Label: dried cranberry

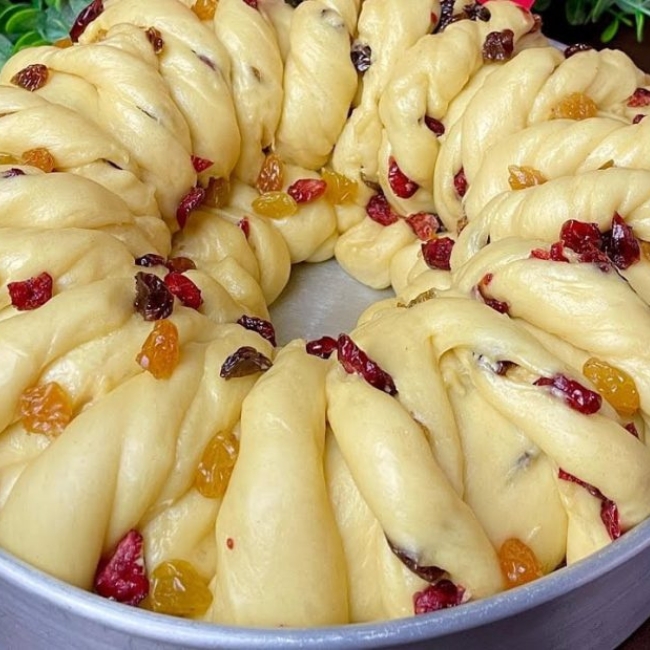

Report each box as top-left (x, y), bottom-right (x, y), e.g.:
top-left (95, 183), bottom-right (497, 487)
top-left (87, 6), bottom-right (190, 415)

top-left (531, 243), bottom-right (569, 262)
top-left (424, 116), bottom-right (445, 137)
top-left (477, 274), bottom-right (509, 314)
top-left (243, 0), bottom-right (258, 8)
top-left (437, 0), bottom-right (455, 30)
top-left (482, 29), bottom-right (515, 62)
top-left (560, 220), bottom-right (602, 253)
top-left (176, 186), bottom-right (205, 229)
top-left (287, 178), bottom-right (327, 203)
top-left (165, 256), bottom-right (196, 273)
top-left (387, 539), bottom-right (444, 583)
top-left (164, 272), bottom-right (203, 310)
top-left (366, 192), bottom-right (399, 226)
top-left (10, 64), bottom-right (49, 92)
top-left (197, 54), bottom-right (216, 70)
top-left (464, 2), bottom-right (491, 21)
top-left (70, 0), bottom-right (104, 42)
top-left (135, 253), bottom-right (166, 267)
top-left (134, 272), bottom-right (174, 321)
top-left (8, 272), bottom-right (53, 310)
top-left (534, 374), bottom-right (602, 414)
top-left (406, 212), bottom-right (442, 240)
top-left (220, 346), bottom-right (272, 379)
top-left (306, 335), bottom-right (338, 359)
top-left (93, 530), bottom-right (149, 606)
top-left (238, 217), bottom-right (250, 239)
top-left (564, 43), bottom-right (593, 58)
top-left (624, 422), bottom-right (640, 438)
top-left (145, 26), bottom-right (164, 53)
top-left (337, 334), bottom-right (397, 396)
top-left (191, 155), bottom-right (213, 173)
top-left (633, 114), bottom-right (646, 124)
top-left (351, 42), bottom-right (372, 73)
top-left (388, 157), bottom-right (419, 199)
top-left (1, 168), bottom-right (25, 178)
top-left (603, 213), bottom-right (640, 270)
top-left (236, 315), bottom-right (277, 346)
top-left (413, 580), bottom-right (464, 615)
top-left (627, 88), bottom-right (650, 108)
top-left (453, 168), bottom-right (468, 198)
top-left (422, 237), bottom-right (454, 270)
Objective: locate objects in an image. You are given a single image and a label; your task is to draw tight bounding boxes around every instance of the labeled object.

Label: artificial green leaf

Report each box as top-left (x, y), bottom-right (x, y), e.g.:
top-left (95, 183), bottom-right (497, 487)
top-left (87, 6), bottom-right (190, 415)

top-left (601, 16), bottom-right (621, 40)
top-left (0, 32), bottom-right (14, 66)
top-left (636, 11), bottom-right (645, 40)
top-left (13, 30), bottom-right (48, 50)
top-left (5, 7), bottom-right (40, 34)
top-left (566, 0), bottom-right (590, 24)
top-left (0, 4), bottom-right (30, 33)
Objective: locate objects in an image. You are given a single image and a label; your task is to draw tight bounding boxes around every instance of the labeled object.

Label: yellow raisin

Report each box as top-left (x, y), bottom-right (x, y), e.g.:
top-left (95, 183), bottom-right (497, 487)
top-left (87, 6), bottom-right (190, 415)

top-left (599, 159), bottom-right (615, 170)
top-left (194, 430), bottom-right (239, 498)
top-left (0, 152), bottom-right (18, 165)
top-left (498, 538), bottom-right (543, 589)
top-left (136, 319), bottom-right (180, 380)
top-left (256, 153), bottom-right (284, 193)
top-left (252, 191), bottom-right (298, 218)
top-left (322, 168), bottom-right (358, 204)
top-left (551, 92), bottom-right (598, 120)
top-left (53, 37), bottom-right (73, 49)
top-left (22, 147), bottom-right (55, 173)
top-left (20, 381), bottom-right (73, 438)
top-left (148, 560), bottom-right (213, 617)
top-left (192, 0), bottom-right (217, 21)
top-left (641, 240), bottom-right (650, 262)
top-left (203, 176), bottom-right (230, 208)
top-left (507, 165), bottom-right (547, 190)
top-left (583, 357), bottom-right (640, 416)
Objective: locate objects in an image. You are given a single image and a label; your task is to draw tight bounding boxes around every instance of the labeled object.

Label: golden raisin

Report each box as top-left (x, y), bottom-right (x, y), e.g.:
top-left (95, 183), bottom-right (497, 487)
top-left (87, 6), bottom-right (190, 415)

top-left (498, 538), bottom-right (543, 589)
top-left (194, 430), bottom-right (239, 498)
top-left (508, 165), bottom-right (547, 190)
top-left (256, 153), bottom-right (284, 193)
top-left (599, 159), bottom-right (615, 170)
top-left (22, 147), bottom-right (55, 173)
top-left (641, 240), bottom-right (650, 262)
top-left (551, 92), bottom-right (598, 120)
top-left (583, 357), bottom-right (640, 416)
top-left (0, 152), bottom-right (18, 165)
top-left (148, 560), bottom-right (213, 617)
top-left (322, 168), bottom-right (358, 204)
top-left (252, 191), bottom-right (298, 218)
top-left (192, 0), bottom-right (217, 21)
top-left (136, 319), bottom-right (180, 379)
top-left (203, 176), bottom-right (230, 208)
top-left (20, 382), bottom-right (73, 438)
top-left (53, 38), bottom-right (73, 49)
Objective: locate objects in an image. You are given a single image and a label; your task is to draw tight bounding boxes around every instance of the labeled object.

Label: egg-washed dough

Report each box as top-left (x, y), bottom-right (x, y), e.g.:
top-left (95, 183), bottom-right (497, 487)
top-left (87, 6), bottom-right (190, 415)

top-left (0, 0), bottom-right (650, 630)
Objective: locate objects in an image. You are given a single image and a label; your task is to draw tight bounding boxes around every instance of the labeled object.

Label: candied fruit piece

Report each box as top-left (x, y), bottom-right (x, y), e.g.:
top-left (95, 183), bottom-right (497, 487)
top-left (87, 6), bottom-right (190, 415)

top-left (498, 538), bottom-right (543, 589)
top-left (192, 0), bottom-right (217, 20)
top-left (366, 192), bottom-right (399, 226)
top-left (190, 155), bottom-right (213, 173)
top-left (94, 529), bottom-right (149, 606)
top-left (322, 169), bottom-right (358, 204)
top-left (337, 334), bottom-right (397, 396)
top-left (306, 335), bottom-right (338, 359)
top-left (164, 272), bottom-right (203, 310)
top-left (252, 191), bottom-right (298, 218)
top-left (195, 430), bottom-right (239, 499)
top-left (8, 271), bottom-right (53, 310)
top-left (136, 320), bottom-right (180, 380)
top-left (236, 315), bottom-right (277, 346)
top-left (149, 560), bottom-right (213, 617)
top-left (535, 374), bottom-right (602, 414)
top-left (551, 92), bottom-right (598, 120)
top-left (508, 165), bottom-right (546, 190)
top-left (287, 178), bottom-right (327, 204)
top-left (220, 346), bottom-right (272, 379)
top-left (422, 237), bottom-right (454, 270)
top-left (203, 176), bottom-right (230, 208)
top-left (414, 580), bottom-right (464, 615)
top-left (22, 147), bottom-right (55, 173)
top-left (70, 0), bottom-right (104, 42)
top-left (582, 357), bottom-right (639, 416)
top-left (134, 272), bottom-right (174, 321)
top-left (482, 29), bottom-right (514, 61)
top-left (20, 381), bottom-right (73, 438)
top-left (11, 64), bottom-right (49, 92)
top-left (176, 186), bottom-right (205, 229)
top-left (387, 539), bottom-right (443, 582)
top-left (351, 42), bottom-right (372, 73)
top-left (145, 27), bottom-right (164, 53)
top-left (388, 157), bottom-right (419, 199)
top-left (256, 153), bottom-right (284, 193)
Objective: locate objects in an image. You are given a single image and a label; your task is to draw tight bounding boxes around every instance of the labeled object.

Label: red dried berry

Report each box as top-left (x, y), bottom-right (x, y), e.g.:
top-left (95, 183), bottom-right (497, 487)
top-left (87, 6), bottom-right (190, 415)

top-left (366, 193), bottom-right (399, 226)
top-left (482, 29), bottom-right (515, 61)
top-left (424, 116), bottom-right (445, 137)
top-left (70, 0), bottom-right (104, 43)
top-left (287, 178), bottom-right (327, 204)
top-left (625, 422), bottom-right (640, 438)
top-left (243, 0), bottom-right (258, 8)
top-left (387, 539), bottom-right (444, 583)
top-left (531, 243), bottom-right (569, 262)
top-left (10, 64), bottom-right (49, 92)
top-left (236, 315), bottom-right (277, 346)
top-left (603, 213), bottom-right (640, 270)
top-left (93, 529), bottom-right (149, 606)
top-left (535, 374), bottom-right (602, 414)
top-left (165, 257), bottom-right (196, 274)
top-left (164, 272), bottom-right (203, 310)
top-left (8, 272), bottom-right (53, 311)
top-left (220, 346), bottom-right (272, 379)
top-left (413, 580), bottom-right (465, 615)
top-left (1, 168), bottom-right (25, 178)
top-left (421, 237), bottom-right (454, 270)
top-left (190, 155), bottom-right (213, 173)
top-left (387, 157), bottom-right (419, 199)
top-left (564, 43), bottom-right (593, 58)
top-left (176, 186), bottom-right (206, 229)
top-left (351, 42), bottom-right (372, 73)
top-left (633, 114), bottom-right (646, 124)
top-left (560, 220), bottom-right (602, 254)
top-left (134, 272), bottom-right (174, 321)
top-left (238, 217), bottom-right (250, 239)
top-left (453, 168), bottom-right (468, 198)
top-left (406, 212), bottom-right (442, 240)
top-left (477, 273), bottom-right (509, 314)
top-left (305, 335), bottom-right (338, 359)
top-left (627, 88), bottom-right (650, 108)
top-left (145, 26), bottom-right (164, 53)
top-left (135, 253), bottom-right (166, 267)
top-left (337, 334), bottom-right (397, 396)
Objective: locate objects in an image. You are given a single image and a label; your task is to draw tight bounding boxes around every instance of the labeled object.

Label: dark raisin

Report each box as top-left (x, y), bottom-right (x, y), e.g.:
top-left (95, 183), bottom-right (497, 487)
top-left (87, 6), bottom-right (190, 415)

top-left (10, 64), bottom-right (49, 92)
top-left (135, 253), bottom-right (166, 267)
top-left (414, 580), bottom-right (464, 615)
top-left (134, 272), bottom-right (174, 321)
top-left (337, 334), bottom-right (397, 396)
top-left (482, 29), bottom-right (515, 62)
top-left (70, 0), bottom-right (104, 43)
top-left (603, 213), bottom-right (640, 270)
top-left (305, 336), bottom-right (338, 359)
top-left (1, 168), bottom-right (25, 178)
top-left (237, 315), bottom-right (277, 346)
top-left (564, 43), bottom-right (593, 59)
top-left (386, 538), bottom-right (444, 583)
top-left (284, 0), bottom-right (305, 6)
top-left (145, 27), bottom-right (164, 53)
top-left (424, 116), bottom-right (445, 137)
top-left (351, 42), bottom-right (372, 74)
top-left (220, 346), bottom-right (272, 379)
top-left (534, 374), bottom-right (602, 415)
top-left (165, 256), bottom-right (197, 273)
top-left (463, 2), bottom-right (490, 21)
top-left (436, 0), bottom-right (456, 31)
